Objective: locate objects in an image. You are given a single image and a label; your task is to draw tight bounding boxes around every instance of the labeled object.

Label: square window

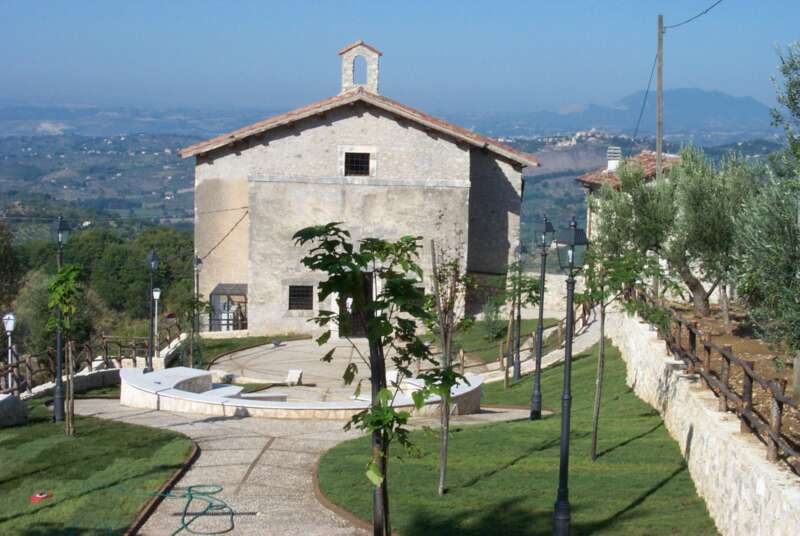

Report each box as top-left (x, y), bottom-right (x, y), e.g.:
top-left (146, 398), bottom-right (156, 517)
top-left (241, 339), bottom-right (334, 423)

top-left (288, 285), bottom-right (314, 310)
top-left (344, 152), bottom-right (370, 176)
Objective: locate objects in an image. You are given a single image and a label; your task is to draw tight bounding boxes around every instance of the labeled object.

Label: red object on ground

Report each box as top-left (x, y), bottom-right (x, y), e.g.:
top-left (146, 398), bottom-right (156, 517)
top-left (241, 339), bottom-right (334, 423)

top-left (30, 491), bottom-right (52, 504)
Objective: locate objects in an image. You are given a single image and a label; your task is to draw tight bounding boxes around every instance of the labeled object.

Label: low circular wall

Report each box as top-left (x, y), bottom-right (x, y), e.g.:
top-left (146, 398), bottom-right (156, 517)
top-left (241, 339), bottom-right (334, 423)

top-left (120, 367), bottom-right (483, 420)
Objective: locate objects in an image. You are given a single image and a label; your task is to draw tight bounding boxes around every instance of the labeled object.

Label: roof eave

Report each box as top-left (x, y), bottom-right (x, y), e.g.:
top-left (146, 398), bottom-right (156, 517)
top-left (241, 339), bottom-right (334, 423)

top-left (179, 92), bottom-right (540, 168)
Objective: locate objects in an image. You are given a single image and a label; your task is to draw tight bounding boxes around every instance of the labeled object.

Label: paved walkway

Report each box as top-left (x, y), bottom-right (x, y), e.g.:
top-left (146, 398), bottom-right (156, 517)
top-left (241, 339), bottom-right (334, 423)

top-left (211, 339), bottom-right (373, 402)
top-left (74, 400), bottom-right (530, 535)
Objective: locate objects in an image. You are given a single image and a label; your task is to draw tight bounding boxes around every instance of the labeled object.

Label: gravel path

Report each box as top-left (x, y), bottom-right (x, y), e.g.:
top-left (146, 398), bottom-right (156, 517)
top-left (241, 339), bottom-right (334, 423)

top-left (75, 400), bottom-right (530, 535)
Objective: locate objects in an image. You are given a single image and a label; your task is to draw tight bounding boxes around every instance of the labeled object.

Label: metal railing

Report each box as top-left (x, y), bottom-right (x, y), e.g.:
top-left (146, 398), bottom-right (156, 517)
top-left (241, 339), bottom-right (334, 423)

top-left (0, 321), bottom-right (184, 397)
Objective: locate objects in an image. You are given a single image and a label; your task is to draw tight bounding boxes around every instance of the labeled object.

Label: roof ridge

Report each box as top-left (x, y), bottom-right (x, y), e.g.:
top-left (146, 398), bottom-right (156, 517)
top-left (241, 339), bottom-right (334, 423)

top-left (179, 91), bottom-right (538, 168)
top-left (338, 40), bottom-right (383, 57)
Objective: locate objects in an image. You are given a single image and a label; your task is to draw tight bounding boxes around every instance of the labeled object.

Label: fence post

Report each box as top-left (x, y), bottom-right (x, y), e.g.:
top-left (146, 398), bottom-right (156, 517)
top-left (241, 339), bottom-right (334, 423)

top-left (740, 360), bottom-right (755, 434)
top-left (703, 343), bottom-right (712, 389)
top-left (688, 322), bottom-right (697, 373)
top-left (719, 345), bottom-right (732, 412)
top-left (767, 379), bottom-right (787, 462)
top-left (500, 341), bottom-right (509, 389)
top-left (459, 348), bottom-right (465, 373)
top-left (25, 354), bottom-right (32, 394)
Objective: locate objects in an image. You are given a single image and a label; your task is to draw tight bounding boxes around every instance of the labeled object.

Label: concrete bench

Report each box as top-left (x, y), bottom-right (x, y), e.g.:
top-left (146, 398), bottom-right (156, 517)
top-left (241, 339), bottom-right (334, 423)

top-left (286, 369), bottom-right (303, 386)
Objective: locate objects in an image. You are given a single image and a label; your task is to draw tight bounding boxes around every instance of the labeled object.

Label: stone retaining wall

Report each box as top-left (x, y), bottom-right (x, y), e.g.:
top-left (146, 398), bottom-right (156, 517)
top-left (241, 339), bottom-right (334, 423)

top-left (606, 310), bottom-right (800, 536)
top-left (21, 368), bottom-right (120, 401)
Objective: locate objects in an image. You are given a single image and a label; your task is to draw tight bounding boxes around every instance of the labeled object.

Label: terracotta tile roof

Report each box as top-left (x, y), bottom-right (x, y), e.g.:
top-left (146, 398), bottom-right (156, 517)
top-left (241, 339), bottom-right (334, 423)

top-left (179, 88), bottom-right (540, 168)
top-left (338, 39), bottom-right (383, 57)
top-left (576, 150), bottom-right (680, 189)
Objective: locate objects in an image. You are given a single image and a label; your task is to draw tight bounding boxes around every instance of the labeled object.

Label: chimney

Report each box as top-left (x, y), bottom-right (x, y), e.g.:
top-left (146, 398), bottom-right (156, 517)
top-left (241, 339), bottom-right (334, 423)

top-left (607, 146), bottom-right (622, 172)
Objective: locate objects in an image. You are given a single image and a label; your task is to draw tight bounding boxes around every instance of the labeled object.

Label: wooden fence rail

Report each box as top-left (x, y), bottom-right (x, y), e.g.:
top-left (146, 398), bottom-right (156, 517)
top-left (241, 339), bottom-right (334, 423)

top-left (1, 322), bottom-right (183, 397)
top-left (640, 294), bottom-right (800, 474)
top-left (453, 299), bottom-right (592, 375)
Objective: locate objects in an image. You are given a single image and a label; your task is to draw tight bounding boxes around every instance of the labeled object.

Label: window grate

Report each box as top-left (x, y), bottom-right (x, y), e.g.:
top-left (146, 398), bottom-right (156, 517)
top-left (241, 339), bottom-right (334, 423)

top-left (288, 285), bottom-right (314, 310)
top-left (344, 152), bottom-right (370, 176)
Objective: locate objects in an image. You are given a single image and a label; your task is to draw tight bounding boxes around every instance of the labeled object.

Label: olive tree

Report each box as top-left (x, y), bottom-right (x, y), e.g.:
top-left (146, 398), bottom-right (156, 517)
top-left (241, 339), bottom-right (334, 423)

top-left (736, 175), bottom-right (800, 395)
top-left (593, 147), bottom-right (754, 318)
top-left (673, 152), bottom-right (757, 328)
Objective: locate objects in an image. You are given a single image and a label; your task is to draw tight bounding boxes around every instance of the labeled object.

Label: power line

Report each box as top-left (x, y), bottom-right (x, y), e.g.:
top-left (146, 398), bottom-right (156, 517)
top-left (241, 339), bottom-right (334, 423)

top-left (664, 0), bottom-right (724, 30)
top-left (632, 52), bottom-right (658, 140)
top-left (195, 206), bottom-right (249, 216)
top-left (199, 210), bottom-right (249, 260)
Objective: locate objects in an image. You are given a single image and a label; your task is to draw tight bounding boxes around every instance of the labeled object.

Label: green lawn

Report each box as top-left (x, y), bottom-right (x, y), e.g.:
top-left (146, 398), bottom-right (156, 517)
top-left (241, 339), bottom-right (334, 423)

top-left (428, 318), bottom-right (559, 364)
top-left (317, 341), bottom-right (716, 535)
top-left (480, 346), bottom-right (591, 407)
top-left (199, 333), bottom-right (310, 368)
top-left (74, 384), bottom-right (120, 399)
top-left (0, 397), bottom-right (192, 535)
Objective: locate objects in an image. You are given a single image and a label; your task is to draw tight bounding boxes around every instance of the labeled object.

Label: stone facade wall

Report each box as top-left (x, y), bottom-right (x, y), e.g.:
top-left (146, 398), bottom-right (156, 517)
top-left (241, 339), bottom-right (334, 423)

top-left (467, 148), bottom-right (521, 276)
top-left (196, 103), bottom-right (522, 335)
top-left (606, 310), bottom-right (800, 536)
top-left (245, 103), bottom-right (472, 334)
top-left (194, 150), bottom-right (250, 311)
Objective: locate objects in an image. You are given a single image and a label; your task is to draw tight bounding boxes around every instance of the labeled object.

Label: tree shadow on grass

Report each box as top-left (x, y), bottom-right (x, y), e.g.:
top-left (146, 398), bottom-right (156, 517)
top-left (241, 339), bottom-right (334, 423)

top-left (407, 464), bottom-right (687, 536)
top-left (0, 463), bottom-right (182, 528)
top-left (594, 421), bottom-right (664, 459)
top-left (452, 432), bottom-right (589, 491)
top-left (16, 523), bottom-right (114, 536)
top-left (578, 464), bottom-right (688, 534)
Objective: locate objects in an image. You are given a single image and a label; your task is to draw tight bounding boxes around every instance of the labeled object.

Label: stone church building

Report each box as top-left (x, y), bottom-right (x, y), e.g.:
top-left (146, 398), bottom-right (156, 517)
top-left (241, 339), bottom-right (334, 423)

top-left (181, 41), bottom-right (539, 336)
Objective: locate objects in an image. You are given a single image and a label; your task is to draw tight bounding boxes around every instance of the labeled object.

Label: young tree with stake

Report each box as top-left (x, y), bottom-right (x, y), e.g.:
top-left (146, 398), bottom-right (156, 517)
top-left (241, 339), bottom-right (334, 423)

top-left (294, 223), bottom-right (460, 536)
top-left (581, 245), bottom-right (655, 460)
top-left (47, 264), bottom-right (83, 436)
top-left (426, 238), bottom-right (471, 496)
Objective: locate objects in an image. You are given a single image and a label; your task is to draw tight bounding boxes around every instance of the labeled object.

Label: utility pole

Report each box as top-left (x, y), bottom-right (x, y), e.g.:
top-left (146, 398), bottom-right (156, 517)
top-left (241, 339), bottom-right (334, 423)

top-left (656, 14), bottom-right (664, 180)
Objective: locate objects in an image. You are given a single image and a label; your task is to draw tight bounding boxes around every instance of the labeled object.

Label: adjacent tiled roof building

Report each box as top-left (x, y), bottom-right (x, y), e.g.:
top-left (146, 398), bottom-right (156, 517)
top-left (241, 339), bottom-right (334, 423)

top-left (576, 150), bottom-right (680, 190)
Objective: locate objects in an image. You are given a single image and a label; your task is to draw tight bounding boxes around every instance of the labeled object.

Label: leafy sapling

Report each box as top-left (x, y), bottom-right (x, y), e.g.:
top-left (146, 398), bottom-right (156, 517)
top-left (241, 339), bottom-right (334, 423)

top-left (294, 223), bottom-right (462, 535)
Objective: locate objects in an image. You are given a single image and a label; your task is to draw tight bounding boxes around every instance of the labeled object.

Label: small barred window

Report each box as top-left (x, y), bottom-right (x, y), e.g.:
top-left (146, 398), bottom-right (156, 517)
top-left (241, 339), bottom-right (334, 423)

top-left (288, 285), bottom-right (314, 310)
top-left (344, 152), bottom-right (370, 176)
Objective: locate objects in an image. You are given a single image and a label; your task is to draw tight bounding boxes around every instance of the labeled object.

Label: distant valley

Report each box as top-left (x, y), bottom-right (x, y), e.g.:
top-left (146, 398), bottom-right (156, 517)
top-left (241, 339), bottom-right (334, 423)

top-left (0, 87), bottom-right (786, 242)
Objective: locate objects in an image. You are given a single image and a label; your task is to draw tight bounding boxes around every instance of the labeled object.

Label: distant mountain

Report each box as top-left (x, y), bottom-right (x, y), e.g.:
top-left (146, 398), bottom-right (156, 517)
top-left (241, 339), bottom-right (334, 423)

top-left (445, 88), bottom-right (778, 144)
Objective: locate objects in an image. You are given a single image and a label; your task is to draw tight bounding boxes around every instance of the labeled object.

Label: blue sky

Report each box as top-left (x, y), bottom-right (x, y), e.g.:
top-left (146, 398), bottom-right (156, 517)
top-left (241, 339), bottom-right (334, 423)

top-left (1, 1), bottom-right (798, 113)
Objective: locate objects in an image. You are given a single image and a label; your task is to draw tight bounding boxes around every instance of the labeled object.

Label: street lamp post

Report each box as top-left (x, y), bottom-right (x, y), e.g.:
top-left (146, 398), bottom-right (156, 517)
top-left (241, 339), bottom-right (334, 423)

top-left (513, 243), bottom-right (524, 381)
top-left (530, 215), bottom-right (555, 420)
top-left (52, 216), bottom-right (70, 421)
top-left (153, 287), bottom-right (161, 364)
top-left (553, 216), bottom-right (588, 536)
top-left (145, 250), bottom-right (160, 373)
top-left (192, 256), bottom-right (202, 368)
top-left (3, 313), bottom-right (16, 393)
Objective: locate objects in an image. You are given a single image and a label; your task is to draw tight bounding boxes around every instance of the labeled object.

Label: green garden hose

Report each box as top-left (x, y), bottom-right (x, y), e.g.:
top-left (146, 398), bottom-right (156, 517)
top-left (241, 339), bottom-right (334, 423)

top-left (158, 484), bottom-right (235, 536)
top-left (111, 483), bottom-right (235, 535)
